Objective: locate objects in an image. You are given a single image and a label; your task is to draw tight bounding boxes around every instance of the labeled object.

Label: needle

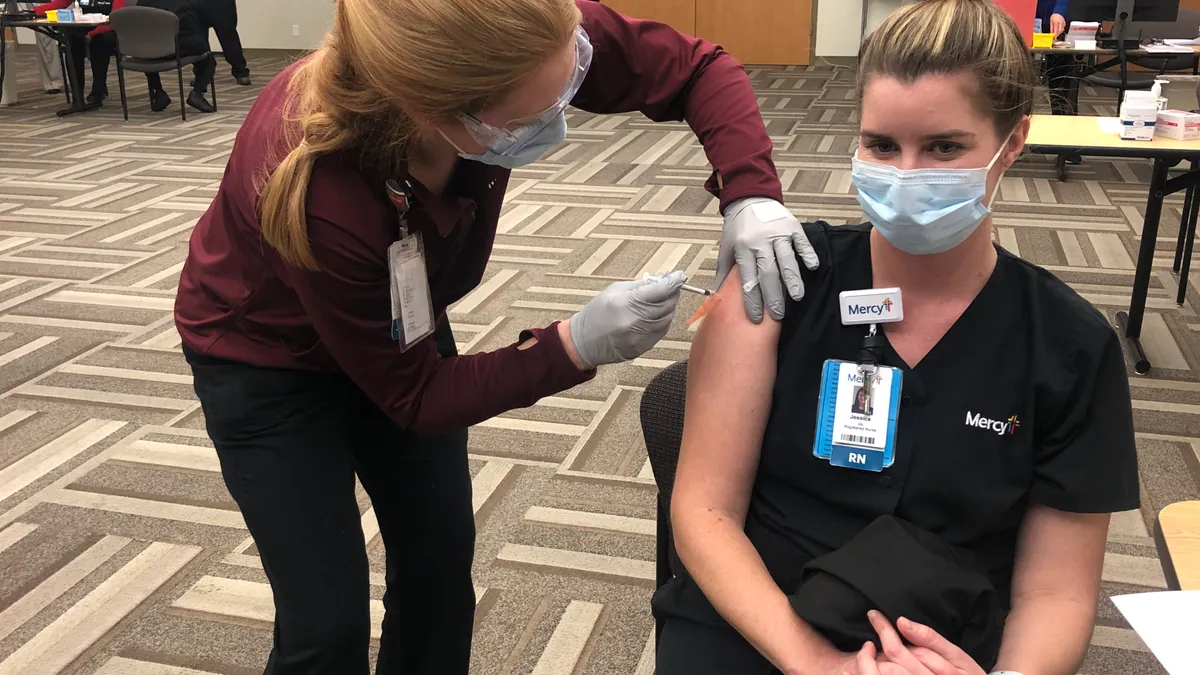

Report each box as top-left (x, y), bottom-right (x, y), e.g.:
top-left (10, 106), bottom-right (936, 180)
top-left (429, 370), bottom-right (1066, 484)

top-left (680, 283), bottom-right (712, 297)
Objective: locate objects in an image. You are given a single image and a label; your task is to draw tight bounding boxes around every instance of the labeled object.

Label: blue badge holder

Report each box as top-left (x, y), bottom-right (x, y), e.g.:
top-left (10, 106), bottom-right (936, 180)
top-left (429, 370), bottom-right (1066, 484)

top-left (813, 359), bottom-right (903, 472)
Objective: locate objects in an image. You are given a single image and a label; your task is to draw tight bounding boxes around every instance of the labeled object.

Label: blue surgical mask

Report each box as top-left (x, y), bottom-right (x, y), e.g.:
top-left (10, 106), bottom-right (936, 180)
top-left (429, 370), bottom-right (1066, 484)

top-left (851, 135), bottom-right (1011, 255)
top-left (444, 112), bottom-right (568, 169)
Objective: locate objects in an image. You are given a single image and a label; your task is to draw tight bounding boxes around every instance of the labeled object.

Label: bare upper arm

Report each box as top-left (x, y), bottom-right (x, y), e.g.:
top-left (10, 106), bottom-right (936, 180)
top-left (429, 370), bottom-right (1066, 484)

top-left (672, 273), bottom-right (784, 526)
top-left (1011, 504), bottom-right (1109, 605)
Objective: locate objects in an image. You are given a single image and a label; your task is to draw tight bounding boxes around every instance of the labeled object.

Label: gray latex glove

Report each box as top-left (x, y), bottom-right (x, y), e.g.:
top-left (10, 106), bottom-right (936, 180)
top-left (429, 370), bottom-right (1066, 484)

top-left (717, 197), bottom-right (820, 323)
top-left (568, 271), bottom-right (687, 369)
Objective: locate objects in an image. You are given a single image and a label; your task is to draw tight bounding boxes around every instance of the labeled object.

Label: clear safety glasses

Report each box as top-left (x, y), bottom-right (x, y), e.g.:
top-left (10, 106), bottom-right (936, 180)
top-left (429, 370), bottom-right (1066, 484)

top-left (457, 26), bottom-right (593, 156)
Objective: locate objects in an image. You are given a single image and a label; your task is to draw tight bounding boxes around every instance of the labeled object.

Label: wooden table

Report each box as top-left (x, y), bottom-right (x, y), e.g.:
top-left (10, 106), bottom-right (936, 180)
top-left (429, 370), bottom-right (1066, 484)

top-left (1154, 500), bottom-right (1200, 591)
top-left (1026, 114), bottom-right (1200, 373)
top-left (0, 16), bottom-right (108, 117)
top-left (1031, 44), bottom-right (1200, 57)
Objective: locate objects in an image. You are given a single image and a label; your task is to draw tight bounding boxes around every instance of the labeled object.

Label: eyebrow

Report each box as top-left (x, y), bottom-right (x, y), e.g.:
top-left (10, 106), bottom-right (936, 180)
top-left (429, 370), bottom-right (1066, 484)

top-left (860, 130), bottom-right (976, 141)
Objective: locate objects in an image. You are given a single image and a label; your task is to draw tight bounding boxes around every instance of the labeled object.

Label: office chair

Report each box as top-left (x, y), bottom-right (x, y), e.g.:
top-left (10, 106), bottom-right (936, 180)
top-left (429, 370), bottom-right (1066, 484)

top-left (639, 360), bottom-right (689, 646)
top-left (108, 5), bottom-right (216, 121)
top-left (1086, 8), bottom-right (1200, 110)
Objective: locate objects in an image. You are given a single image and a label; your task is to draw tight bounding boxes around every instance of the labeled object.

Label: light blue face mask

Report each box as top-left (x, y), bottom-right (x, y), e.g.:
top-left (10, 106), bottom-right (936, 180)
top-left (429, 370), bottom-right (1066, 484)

top-left (439, 26), bottom-right (591, 170)
top-left (850, 135), bottom-right (1011, 255)
top-left (447, 112), bottom-right (568, 170)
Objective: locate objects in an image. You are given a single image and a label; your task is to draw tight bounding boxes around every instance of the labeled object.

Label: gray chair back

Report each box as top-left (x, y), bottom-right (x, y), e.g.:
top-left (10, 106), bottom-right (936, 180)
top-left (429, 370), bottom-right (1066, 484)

top-left (109, 6), bottom-right (178, 60)
top-left (640, 360), bottom-right (688, 513)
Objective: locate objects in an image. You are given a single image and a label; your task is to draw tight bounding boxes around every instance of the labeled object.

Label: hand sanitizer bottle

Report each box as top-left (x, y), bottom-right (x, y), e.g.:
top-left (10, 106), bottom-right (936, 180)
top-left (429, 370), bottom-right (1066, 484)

top-left (1153, 79), bottom-right (1170, 111)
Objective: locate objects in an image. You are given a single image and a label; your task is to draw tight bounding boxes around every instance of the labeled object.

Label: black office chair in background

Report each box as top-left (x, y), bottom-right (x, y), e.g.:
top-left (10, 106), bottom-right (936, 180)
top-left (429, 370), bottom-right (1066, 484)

top-left (1084, 8), bottom-right (1200, 110)
top-left (108, 5), bottom-right (216, 121)
top-left (639, 360), bottom-right (689, 646)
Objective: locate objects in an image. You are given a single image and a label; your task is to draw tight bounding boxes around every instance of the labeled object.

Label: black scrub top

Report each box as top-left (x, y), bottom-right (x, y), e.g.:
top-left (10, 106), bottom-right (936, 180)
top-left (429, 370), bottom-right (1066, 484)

top-left (653, 222), bottom-right (1140, 629)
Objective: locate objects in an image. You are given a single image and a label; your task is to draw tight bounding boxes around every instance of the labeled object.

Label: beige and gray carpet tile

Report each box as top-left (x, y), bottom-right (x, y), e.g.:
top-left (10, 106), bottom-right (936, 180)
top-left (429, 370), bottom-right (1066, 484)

top-left (0, 47), bottom-right (1194, 674)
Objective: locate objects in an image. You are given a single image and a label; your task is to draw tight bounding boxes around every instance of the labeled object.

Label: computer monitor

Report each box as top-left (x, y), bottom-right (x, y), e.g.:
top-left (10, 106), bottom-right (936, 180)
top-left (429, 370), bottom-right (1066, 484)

top-left (78, 0), bottom-right (113, 14)
top-left (1069, 0), bottom-right (1180, 23)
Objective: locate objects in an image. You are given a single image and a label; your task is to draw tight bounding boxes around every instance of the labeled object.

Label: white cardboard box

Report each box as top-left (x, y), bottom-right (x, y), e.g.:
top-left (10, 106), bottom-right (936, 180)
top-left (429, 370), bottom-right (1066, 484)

top-left (1121, 104), bottom-right (1159, 141)
top-left (1156, 109), bottom-right (1200, 140)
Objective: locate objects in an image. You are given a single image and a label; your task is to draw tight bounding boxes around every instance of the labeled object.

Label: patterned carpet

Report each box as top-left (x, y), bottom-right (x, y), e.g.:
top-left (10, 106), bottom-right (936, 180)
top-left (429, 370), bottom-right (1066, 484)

top-left (0, 45), bottom-right (1196, 675)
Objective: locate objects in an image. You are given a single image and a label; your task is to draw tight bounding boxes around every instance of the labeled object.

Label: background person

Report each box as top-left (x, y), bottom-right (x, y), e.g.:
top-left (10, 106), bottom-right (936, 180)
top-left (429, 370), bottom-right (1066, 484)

top-left (1, 1), bottom-right (64, 97)
top-left (198, 0), bottom-right (247, 85)
top-left (658, 1), bottom-right (1138, 673)
top-left (88, 0), bottom-right (216, 112)
top-left (173, 0), bottom-right (815, 672)
top-left (30, 0), bottom-right (86, 99)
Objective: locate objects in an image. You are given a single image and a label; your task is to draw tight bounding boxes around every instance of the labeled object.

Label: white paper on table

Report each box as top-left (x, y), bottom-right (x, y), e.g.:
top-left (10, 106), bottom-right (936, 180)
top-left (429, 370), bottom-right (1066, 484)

top-left (1166, 38), bottom-right (1200, 47)
top-left (1144, 43), bottom-right (1194, 54)
top-left (1097, 117), bottom-right (1124, 135)
top-left (1111, 591), bottom-right (1200, 675)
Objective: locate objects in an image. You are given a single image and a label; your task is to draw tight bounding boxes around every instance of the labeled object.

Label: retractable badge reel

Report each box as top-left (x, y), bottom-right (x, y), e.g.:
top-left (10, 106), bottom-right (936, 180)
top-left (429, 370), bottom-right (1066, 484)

top-left (385, 179), bottom-right (435, 352)
top-left (813, 288), bottom-right (905, 472)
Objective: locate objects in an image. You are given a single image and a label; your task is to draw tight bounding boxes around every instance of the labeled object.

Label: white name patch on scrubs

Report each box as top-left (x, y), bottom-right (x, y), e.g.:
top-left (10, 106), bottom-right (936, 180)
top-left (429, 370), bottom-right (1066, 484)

top-left (839, 288), bottom-right (903, 326)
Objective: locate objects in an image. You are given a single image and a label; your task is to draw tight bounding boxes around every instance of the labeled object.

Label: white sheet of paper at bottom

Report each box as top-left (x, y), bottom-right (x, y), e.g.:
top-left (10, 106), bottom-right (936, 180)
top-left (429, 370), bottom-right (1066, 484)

top-left (1111, 591), bottom-right (1200, 674)
top-left (1097, 117), bottom-right (1124, 135)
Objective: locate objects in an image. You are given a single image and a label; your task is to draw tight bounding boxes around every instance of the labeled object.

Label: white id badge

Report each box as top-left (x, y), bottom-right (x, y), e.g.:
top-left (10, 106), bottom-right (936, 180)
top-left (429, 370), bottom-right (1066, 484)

top-left (831, 362), bottom-right (892, 451)
top-left (813, 360), bottom-right (903, 472)
top-left (387, 233), bottom-right (435, 352)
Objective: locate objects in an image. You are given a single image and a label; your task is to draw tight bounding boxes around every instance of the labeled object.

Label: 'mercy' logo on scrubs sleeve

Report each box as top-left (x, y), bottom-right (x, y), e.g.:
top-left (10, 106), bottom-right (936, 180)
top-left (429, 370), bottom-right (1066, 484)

top-left (964, 411), bottom-right (1020, 436)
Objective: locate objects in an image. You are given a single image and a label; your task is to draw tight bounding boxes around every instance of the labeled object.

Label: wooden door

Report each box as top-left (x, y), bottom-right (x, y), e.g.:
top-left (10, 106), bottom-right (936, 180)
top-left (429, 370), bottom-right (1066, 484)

top-left (695, 0), bottom-right (812, 65)
top-left (602, 0), bottom-right (696, 36)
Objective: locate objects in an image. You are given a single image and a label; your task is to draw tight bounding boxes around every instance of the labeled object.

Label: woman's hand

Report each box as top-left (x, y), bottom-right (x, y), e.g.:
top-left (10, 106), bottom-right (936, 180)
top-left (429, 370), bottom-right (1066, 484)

top-left (564, 270), bottom-right (686, 369)
top-left (849, 642), bottom-right (919, 675)
top-left (864, 610), bottom-right (986, 675)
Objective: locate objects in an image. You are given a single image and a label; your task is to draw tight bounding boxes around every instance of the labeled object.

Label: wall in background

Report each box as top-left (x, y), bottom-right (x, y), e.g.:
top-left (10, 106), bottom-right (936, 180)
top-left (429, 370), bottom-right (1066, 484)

top-left (14, 0), bottom-right (336, 48)
top-left (213, 0), bottom-right (335, 52)
top-left (813, 0), bottom-right (862, 57)
top-left (814, 0), bottom-right (911, 57)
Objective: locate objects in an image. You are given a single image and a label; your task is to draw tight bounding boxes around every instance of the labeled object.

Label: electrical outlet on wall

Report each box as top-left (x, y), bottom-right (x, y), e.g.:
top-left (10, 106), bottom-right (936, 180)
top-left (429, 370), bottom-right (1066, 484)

top-left (292, 24), bottom-right (300, 37)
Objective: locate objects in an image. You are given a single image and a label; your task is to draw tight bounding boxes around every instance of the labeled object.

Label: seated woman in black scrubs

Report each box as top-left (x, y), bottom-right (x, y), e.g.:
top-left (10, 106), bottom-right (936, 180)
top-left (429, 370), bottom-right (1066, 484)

top-left (653, 1), bottom-right (1140, 674)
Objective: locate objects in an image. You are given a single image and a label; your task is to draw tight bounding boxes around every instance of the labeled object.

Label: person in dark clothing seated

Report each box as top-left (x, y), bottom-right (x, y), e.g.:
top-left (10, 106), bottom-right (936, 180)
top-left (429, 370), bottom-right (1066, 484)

top-left (654, 1), bottom-right (1139, 674)
top-left (87, 0), bottom-right (216, 112)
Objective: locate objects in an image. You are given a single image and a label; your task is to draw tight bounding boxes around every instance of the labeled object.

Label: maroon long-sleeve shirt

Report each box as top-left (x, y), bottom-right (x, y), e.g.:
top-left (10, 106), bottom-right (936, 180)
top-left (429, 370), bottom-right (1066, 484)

top-left (174, 0), bottom-right (782, 435)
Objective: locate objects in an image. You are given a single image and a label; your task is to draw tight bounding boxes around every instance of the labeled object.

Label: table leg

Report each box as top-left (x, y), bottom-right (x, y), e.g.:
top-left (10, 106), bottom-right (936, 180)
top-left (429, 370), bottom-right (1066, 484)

top-left (0, 19), bottom-right (7, 104)
top-left (1056, 154), bottom-right (1068, 183)
top-left (1153, 515), bottom-right (1182, 591)
top-left (55, 30), bottom-right (98, 117)
top-left (1178, 178), bottom-right (1200, 306)
top-left (1118, 158), bottom-right (1170, 375)
top-left (1175, 161), bottom-right (1196, 273)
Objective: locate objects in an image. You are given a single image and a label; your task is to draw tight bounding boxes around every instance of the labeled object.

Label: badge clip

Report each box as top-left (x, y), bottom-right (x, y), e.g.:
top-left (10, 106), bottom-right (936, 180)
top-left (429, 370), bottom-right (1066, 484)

top-left (386, 178), bottom-right (414, 238)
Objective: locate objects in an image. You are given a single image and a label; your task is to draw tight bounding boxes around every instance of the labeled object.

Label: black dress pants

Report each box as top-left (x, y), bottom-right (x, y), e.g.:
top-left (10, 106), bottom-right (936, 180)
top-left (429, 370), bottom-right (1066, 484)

top-left (200, 0), bottom-right (247, 77)
top-left (186, 321), bottom-right (475, 675)
top-left (144, 36), bottom-right (216, 95)
top-left (87, 32), bottom-right (117, 95)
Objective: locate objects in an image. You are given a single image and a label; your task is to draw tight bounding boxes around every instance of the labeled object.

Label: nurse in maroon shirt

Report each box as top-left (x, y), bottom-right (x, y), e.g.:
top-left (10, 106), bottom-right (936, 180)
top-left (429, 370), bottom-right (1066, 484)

top-left (173, 0), bottom-right (817, 672)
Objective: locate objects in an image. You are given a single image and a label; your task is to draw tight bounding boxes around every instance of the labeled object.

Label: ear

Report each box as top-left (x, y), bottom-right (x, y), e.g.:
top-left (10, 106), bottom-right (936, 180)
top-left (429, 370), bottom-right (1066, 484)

top-left (1003, 115), bottom-right (1031, 169)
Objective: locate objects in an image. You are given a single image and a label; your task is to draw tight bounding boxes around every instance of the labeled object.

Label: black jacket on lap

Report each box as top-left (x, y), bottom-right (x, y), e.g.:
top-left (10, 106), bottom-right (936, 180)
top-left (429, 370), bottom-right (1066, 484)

top-left (788, 516), bottom-right (1004, 670)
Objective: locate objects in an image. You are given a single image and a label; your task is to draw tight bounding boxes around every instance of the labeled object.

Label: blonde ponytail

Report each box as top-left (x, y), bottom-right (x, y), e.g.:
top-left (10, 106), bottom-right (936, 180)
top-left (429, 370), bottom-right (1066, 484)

top-left (255, 0), bottom-right (579, 268)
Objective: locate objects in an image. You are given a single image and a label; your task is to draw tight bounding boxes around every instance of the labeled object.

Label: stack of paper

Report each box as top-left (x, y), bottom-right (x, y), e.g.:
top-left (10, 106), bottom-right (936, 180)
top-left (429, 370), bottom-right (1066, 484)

top-left (1144, 43), bottom-right (1194, 54)
top-left (1111, 591), bottom-right (1200, 675)
top-left (1165, 38), bottom-right (1200, 47)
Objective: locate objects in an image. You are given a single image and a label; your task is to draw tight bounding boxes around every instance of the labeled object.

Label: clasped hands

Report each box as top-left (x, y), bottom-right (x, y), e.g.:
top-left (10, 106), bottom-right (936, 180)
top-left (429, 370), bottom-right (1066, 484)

top-left (827, 610), bottom-right (987, 675)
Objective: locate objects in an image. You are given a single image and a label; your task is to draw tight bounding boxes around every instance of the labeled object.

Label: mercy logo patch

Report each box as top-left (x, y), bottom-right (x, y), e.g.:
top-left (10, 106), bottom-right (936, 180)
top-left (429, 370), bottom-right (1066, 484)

top-left (846, 297), bottom-right (895, 317)
top-left (965, 411), bottom-right (1020, 436)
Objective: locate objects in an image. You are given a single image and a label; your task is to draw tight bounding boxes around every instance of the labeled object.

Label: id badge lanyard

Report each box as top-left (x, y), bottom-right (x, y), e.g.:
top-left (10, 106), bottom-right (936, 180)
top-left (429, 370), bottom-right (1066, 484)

top-left (813, 288), bottom-right (905, 472)
top-left (385, 178), bottom-right (436, 352)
